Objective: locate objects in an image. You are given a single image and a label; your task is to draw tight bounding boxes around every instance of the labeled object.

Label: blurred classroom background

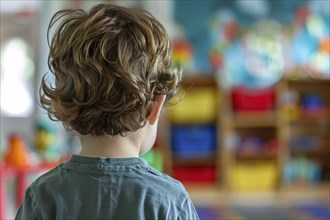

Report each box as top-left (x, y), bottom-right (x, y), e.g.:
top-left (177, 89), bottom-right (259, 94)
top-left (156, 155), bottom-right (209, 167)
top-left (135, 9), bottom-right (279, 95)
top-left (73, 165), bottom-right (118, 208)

top-left (1, 0), bottom-right (329, 219)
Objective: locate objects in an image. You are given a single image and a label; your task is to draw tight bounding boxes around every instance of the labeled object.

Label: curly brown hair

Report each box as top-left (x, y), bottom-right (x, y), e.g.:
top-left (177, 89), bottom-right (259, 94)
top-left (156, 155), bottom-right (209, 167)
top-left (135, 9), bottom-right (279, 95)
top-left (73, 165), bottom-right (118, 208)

top-left (40, 4), bottom-right (182, 136)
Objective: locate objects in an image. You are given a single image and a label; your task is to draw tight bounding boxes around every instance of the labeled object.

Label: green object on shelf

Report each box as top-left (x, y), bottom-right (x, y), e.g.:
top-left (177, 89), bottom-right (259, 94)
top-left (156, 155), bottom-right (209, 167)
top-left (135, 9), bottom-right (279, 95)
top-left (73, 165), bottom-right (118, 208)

top-left (141, 150), bottom-right (164, 172)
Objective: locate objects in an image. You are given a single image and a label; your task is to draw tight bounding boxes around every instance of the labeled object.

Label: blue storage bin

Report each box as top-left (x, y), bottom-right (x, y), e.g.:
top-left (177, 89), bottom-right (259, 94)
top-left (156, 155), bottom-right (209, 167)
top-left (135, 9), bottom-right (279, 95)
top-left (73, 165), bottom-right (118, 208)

top-left (171, 125), bottom-right (217, 158)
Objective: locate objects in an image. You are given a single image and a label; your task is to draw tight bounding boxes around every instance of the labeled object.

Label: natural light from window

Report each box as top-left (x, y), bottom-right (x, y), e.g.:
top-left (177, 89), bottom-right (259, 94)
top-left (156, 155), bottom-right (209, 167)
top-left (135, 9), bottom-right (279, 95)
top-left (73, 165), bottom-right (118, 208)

top-left (0, 38), bottom-right (35, 117)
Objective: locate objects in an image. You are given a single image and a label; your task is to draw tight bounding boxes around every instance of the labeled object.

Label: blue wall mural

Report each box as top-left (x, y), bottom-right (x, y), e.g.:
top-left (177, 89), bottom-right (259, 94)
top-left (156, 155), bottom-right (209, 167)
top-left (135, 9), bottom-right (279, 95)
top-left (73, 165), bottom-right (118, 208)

top-left (173, 0), bottom-right (328, 75)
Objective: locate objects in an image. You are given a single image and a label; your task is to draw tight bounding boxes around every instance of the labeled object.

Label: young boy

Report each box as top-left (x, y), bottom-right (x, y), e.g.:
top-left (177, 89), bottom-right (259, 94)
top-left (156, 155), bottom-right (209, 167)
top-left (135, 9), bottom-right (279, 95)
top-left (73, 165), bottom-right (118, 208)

top-left (16, 3), bottom-right (199, 220)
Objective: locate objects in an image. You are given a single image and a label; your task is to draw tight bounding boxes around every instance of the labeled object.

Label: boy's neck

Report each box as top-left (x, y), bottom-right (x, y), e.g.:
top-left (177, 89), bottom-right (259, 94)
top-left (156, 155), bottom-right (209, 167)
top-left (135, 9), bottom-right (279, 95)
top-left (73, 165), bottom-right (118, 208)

top-left (78, 134), bottom-right (141, 158)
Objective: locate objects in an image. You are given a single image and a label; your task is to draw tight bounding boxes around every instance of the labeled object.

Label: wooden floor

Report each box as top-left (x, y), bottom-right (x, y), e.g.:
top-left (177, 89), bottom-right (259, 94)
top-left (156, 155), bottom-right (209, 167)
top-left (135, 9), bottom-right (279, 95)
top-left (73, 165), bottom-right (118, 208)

top-left (187, 183), bottom-right (330, 220)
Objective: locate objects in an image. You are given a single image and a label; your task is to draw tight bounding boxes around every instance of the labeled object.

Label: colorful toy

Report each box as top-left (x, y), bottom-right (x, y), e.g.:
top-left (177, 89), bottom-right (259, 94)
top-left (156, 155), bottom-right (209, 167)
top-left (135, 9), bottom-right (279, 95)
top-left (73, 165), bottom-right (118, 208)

top-left (36, 123), bottom-right (54, 153)
top-left (294, 5), bottom-right (310, 26)
top-left (209, 48), bottom-right (223, 71)
top-left (236, 137), bottom-right (279, 156)
top-left (264, 139), bottom-right (279, 155)
top-left (209, 9), bottom-right (239, 72)
top-left (300, 93), bottom-right (327, 118)
top-left (237, 137), bottom-right (263, 155)
top-left (319, 37), bottom-right (330, 53)
top-left (141, 149), bottom-right (163, 172)
top-left (35, 121), bottom-right (60, 162)
top-left (283, 158), bottom-right (321, 185)
top-left (291, 5), bottom-right (330, 78)
top-left (171, 38), bottom-right (194, 73)
top-left (220, 20), bottom-right (285, 89)
top-left (4, 134), bottom-right (31, 168)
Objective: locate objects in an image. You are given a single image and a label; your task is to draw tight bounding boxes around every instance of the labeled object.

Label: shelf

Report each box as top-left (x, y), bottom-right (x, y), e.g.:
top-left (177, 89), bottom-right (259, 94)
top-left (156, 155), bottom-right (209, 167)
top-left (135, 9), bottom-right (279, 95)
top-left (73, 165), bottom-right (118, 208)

top-left (290, 109), bottom-right (330, 123)
top-left (289, 117), bottom-right (330, 124)
top-left (235, 153), bottom-right (278, 160)
top-left (181, 75), bottom-right (217, 88)
top-left (164, 75), bottom-right (329, 195)
top-left (291, 149), bottom-right (330, 157)
top-left (228, 111), bottom-right (278, 128)
top-left (281, 181), bottom-right (330, 195)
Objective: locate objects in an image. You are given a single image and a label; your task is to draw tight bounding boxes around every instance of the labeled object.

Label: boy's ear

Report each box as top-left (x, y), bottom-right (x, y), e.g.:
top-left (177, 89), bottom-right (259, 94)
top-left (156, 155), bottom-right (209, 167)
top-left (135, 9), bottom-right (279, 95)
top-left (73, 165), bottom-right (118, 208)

top-left (147, 95), bottom-right (166, 125)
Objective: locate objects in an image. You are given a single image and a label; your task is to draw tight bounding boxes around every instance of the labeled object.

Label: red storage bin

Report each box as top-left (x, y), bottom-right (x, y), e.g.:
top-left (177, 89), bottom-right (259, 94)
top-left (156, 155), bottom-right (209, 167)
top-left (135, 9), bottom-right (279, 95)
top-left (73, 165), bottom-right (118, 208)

top-left (173, 165), bottom-right (216, 183)
top-left (231, 86), bottom-right (276, 111)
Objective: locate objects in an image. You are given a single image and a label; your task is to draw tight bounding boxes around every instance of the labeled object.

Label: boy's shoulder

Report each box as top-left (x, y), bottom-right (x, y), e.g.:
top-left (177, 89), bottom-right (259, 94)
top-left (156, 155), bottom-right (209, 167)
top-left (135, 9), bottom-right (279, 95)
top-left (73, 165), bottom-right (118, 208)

top-left (141, 164), bottom-right (189, 197)
top-left (144, 165), bottom-right (180, 185)
top-left (27, 163), bottom-right (65, 193)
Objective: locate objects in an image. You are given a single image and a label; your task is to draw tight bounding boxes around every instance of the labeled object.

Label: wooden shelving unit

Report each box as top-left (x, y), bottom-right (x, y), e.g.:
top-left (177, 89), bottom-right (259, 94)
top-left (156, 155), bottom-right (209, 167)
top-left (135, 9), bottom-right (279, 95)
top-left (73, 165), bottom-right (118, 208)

top-left (161, 75), bottom-right (330, 195)
top-left (280, 78), bottom-right (330, 189)
top-left (163, 75), bottom-right (220, 186)
top-left (221, 82), bottom-right (282, 192)
top-left (227, 111), bottom-right (278, 127)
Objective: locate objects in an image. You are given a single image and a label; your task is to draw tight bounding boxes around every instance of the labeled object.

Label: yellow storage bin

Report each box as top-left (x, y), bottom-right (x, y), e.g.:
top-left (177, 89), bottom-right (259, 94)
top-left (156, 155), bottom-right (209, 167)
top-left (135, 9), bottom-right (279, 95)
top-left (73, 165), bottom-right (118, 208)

top-left (229, 161), bottom-right (278, 192)
top-left (167, 87), bottom-right (219, 123)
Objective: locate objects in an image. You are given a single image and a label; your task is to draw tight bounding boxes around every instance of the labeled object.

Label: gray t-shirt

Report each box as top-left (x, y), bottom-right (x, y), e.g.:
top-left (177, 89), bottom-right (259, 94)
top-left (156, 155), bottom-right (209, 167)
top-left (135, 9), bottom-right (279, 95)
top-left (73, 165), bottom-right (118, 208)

top-left (16, 155), bottom-right (199, 220)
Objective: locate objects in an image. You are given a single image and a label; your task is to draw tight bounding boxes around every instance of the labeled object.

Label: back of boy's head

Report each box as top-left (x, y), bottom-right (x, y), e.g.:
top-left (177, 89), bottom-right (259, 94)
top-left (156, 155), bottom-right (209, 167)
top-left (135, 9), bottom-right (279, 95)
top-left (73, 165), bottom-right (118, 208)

top-left (40, 3), bottom-right (181, 136)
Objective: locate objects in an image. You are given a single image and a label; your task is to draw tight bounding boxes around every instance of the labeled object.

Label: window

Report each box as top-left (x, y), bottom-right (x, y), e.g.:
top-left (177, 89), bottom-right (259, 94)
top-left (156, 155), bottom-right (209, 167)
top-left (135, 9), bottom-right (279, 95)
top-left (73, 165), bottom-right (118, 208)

top-left (0, 38), bottom-right (35, 117)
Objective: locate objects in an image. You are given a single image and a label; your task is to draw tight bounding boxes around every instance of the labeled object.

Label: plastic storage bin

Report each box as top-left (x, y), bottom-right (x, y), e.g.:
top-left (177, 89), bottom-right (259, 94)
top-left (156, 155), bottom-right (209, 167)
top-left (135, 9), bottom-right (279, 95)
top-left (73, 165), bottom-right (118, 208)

top-left (231, 86), bottom-right (275, 111)
top-left (229, 161), bottom-right (278, 192)
top-left (168, 87), bottom-right (218, 123)
top-left (171, 125), bottom-right (217, 158)
top-left (173, 165), bottom-right (216, 183)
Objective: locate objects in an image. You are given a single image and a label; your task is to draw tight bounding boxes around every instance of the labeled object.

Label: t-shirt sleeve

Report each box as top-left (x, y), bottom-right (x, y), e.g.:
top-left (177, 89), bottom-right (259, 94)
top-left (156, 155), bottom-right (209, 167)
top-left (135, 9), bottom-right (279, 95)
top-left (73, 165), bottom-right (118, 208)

top-left (177, 197), bottom-right (200, 220)
top-left (15, 190), bottom-right (38, 220)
